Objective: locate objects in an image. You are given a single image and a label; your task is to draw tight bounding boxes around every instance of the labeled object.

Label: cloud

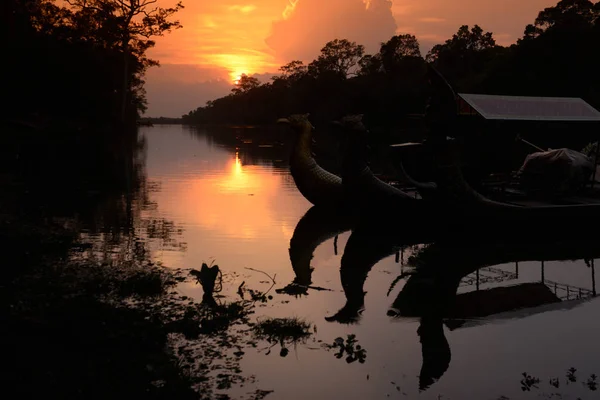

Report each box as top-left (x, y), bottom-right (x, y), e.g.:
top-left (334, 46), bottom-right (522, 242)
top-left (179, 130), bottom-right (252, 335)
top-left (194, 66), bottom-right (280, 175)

top-left (144, 0), bottom-right (557, 116)
top-left (282, 0), bottom-right (299, 19)
top-left (250, 71), bottom-right (277, 83)
top-left (228, 4), bottom-right (257, 13)
top-left (265, 0), bottom-right (397, 63)
top-left (143, 64), bottom-right (277, 117)
top-left (149, 1), bottom-right (279, 77)
top-left (391, 0), bottom-right (555, 54)
top-left (144, 64), bottom-right (233, 117)
top-left (419, 17), bottom-right (446, 23)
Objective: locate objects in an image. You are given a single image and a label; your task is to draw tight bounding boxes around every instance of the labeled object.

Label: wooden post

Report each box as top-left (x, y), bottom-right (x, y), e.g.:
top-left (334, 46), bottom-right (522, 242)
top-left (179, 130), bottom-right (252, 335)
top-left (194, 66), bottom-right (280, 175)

top-left (592, 259), bottom-right (596, 296)
top-left (541, 261), bottom-right (545, 282)
top-left (334, 235), bottom-right (338, 256)
top-left (592, 141), bottom-right (600, 189)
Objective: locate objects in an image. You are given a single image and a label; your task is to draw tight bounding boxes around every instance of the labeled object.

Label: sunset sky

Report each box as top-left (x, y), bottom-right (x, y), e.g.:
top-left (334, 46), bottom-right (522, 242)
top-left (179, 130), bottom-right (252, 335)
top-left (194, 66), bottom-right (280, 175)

top-left (145, 0), bottom-right (558, 117)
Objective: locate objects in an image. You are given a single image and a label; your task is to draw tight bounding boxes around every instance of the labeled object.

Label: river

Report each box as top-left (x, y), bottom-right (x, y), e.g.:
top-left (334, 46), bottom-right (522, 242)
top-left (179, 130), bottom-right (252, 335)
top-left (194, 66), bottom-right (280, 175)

top-left (90, 124), bottom-right (600, 399)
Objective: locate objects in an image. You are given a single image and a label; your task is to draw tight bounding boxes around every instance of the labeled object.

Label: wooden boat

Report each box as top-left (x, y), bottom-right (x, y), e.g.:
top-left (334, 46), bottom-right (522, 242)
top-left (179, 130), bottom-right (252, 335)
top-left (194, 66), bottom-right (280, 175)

top-left (330, 115), bottom-right (422, 215)
top-left (388, 66), bottom-right (600, 238)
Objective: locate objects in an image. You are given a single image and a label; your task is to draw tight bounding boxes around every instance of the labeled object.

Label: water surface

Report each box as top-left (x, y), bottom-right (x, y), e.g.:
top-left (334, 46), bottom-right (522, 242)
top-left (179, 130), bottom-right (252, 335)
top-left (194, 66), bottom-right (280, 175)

top-left (103, 124), bottom-right (600, 399)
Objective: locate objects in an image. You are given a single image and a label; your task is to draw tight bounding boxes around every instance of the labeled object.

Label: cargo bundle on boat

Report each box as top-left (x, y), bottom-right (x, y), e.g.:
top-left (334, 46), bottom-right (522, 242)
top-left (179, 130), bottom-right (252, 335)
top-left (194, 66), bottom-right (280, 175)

top-left (390, 80), bottom-right (600, 234)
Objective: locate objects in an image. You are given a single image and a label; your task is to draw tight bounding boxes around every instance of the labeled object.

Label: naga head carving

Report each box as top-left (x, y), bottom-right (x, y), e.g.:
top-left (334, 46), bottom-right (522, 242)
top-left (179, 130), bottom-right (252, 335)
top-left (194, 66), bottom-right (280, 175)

top-left (277, 113), bottom-right (314, 133)
top-left (331, 114), bottom-right (370, 164)
top-left (332, 114), bottom-right (367, 132)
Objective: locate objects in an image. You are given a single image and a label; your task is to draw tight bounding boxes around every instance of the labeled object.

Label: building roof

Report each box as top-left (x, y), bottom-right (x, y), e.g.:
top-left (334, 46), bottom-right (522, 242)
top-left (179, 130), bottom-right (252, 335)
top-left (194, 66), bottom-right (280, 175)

top-left (458, 93), bottom-right (600, 122)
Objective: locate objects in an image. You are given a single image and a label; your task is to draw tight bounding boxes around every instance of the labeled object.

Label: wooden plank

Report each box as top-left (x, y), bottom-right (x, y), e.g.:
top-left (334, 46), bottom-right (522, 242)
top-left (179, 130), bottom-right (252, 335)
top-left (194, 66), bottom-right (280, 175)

top-left (389, 142), bottom-right (423, 148)
top-left (505, 199), bottom-right (557, 207)
top-left (563, 196), bottom-right (600, 205)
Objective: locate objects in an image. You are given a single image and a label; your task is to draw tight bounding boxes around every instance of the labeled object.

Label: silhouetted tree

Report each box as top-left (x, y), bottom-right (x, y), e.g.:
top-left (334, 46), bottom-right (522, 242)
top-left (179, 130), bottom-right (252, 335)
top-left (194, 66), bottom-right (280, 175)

top-left (484, 0), bottom-right (600, 107)
top-left (65, 0), bottom-right (184, 121)
top-left (308, 39), bottom-right (365, 78)
top-left (379, 34), bottom-right (422, 72)
top-left (534, 0), bottom-right (598, 31)
top-left (426, 25), bottom-right (503, 91)
top-left (272, 60), bottom-right (308, 86)
top-left (4, 0), bottom-right (183, 126)
top-left (357, 54), bottom-right (383, 76)
top-left (232, 74), bottom-right (261, 95)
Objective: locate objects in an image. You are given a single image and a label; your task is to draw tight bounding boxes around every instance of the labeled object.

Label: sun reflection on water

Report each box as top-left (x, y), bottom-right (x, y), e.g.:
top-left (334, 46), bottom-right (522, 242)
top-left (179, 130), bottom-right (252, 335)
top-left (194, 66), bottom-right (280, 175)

top-left (218, 152), bottom-right (254, 192)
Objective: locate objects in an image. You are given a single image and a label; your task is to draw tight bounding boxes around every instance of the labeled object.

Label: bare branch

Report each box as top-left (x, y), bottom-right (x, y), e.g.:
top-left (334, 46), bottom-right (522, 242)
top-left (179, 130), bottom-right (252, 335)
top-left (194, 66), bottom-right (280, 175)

top-left (244, 267), bottom-right (277, 285)
top-left (140, 0), bottom-right (158, 7)
top-left (65, 0), bottom-right (104, 14)
top-left (142, 7), bottom-right (159, 18)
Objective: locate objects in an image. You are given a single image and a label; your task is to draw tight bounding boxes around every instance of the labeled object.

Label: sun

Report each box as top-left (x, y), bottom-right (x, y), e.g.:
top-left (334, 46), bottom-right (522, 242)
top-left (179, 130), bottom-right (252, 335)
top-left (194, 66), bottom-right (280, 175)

top-left (231, 72), bottom-right (245, 85)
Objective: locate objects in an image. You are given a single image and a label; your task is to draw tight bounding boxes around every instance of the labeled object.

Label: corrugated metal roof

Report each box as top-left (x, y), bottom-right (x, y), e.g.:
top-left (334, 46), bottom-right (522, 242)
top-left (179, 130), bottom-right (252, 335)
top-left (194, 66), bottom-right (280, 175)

top-left (458, 93), bottom-right (600, 121)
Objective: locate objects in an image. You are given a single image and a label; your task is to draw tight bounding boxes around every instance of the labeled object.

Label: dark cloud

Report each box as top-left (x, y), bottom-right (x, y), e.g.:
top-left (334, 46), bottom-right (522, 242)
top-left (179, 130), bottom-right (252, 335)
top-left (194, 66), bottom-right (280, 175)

top-left (144, 64), bottom-right (232, 117)
top-left (393, 0), bottom-right (555, 54)
top-left (265, 0), bottom-right (397, 63)
top-left (144, 66), bottom-right (281, 117)
top-left (250, 71), bottom-right (278, 83)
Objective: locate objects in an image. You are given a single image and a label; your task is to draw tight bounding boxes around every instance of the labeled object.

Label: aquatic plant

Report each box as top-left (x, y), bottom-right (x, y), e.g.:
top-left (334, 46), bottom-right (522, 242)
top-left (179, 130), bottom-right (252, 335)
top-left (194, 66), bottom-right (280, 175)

top-left (253, 317), bottom-right (313, 357)
top-left (516, 368), bottom-right (598, 398)
top-left (325, 334), bottom-right (367, 364)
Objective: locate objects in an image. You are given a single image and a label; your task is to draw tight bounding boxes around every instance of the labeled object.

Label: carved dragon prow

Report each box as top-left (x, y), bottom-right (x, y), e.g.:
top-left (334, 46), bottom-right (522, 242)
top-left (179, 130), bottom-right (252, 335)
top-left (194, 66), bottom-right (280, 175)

top-left (392, 160), bottom-right (439, 201)
top-left (331, 114), bottom-right (422, 214)
top-left (277, 114), bottom-right (344, 207)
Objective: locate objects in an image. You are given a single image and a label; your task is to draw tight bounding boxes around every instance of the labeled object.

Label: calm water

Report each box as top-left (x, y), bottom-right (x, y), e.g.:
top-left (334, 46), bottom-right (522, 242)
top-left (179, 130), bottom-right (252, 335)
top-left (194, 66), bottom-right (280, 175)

top-left (115, 125), bottom-right (600, 399)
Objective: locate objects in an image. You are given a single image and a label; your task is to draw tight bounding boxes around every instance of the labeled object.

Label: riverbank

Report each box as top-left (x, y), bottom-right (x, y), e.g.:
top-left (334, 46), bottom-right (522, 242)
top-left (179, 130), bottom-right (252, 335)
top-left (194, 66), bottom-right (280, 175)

top-left (1, 209), bottom-right (282, 399)
top-left (0, 123), bottom-right (267, 399)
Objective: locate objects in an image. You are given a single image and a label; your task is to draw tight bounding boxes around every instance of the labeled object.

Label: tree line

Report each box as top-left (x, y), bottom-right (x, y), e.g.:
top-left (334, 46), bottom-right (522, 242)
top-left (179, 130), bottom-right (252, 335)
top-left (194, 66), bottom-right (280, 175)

top-left (3, 0), bottom-right (182, 129)
top-left (182, 0), bottom-right (600, 128)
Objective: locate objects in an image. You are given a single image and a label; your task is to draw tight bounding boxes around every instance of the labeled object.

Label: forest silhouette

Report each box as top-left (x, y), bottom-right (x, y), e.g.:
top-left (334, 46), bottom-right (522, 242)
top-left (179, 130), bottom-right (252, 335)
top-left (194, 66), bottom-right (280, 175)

top-left (182, 0), bottom-right (600, 129)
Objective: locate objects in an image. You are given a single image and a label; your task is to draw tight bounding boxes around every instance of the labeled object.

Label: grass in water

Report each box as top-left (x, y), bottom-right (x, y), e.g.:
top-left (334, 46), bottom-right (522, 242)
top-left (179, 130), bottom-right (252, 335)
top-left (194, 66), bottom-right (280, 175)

top-left (253, 317), bottom-right (313, 357)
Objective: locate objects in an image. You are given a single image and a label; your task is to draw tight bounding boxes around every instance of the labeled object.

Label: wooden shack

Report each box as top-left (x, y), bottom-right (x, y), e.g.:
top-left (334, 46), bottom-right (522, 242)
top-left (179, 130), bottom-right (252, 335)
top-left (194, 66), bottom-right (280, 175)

top-left (453, 94), bottom-right (600, 183)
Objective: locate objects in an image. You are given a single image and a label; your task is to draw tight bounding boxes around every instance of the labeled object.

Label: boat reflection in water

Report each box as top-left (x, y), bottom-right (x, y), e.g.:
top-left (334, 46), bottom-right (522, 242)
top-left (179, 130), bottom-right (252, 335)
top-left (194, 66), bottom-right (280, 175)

top-left (277, 205), bottom-right (353, 297)
top-left (283, 208), bottom-right (599, 391)
top-left (325, 227), bottom-right (421, 324)
top-left (390, 239), bottom-right (598, 390)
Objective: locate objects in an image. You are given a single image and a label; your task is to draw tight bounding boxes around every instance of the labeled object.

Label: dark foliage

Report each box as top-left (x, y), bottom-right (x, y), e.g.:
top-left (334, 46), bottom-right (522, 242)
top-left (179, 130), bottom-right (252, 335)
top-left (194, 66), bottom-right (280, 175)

top-left (3, 0), bottom-right (182, 126)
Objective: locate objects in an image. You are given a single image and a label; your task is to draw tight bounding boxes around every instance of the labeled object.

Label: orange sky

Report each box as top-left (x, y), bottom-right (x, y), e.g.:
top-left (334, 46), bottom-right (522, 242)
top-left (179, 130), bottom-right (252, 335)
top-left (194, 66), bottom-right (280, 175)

top-left (146, 0), bottom-right (559, 117)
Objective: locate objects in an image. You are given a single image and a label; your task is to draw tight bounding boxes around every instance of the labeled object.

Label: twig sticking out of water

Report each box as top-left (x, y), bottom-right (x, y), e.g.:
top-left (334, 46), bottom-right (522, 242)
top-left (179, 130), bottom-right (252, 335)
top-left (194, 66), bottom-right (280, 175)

top-left (244, 267), bottom-right (276, 284)
top-left (237, 281), bottom-right (245, 299)
top-left (243, 268), bottom-right (277, 301)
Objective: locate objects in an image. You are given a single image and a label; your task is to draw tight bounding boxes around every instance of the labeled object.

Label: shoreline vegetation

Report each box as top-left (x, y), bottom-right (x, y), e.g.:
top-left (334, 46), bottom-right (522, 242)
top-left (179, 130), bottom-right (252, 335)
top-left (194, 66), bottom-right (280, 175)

top-left (139, 117), bottom-right (184, 125)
